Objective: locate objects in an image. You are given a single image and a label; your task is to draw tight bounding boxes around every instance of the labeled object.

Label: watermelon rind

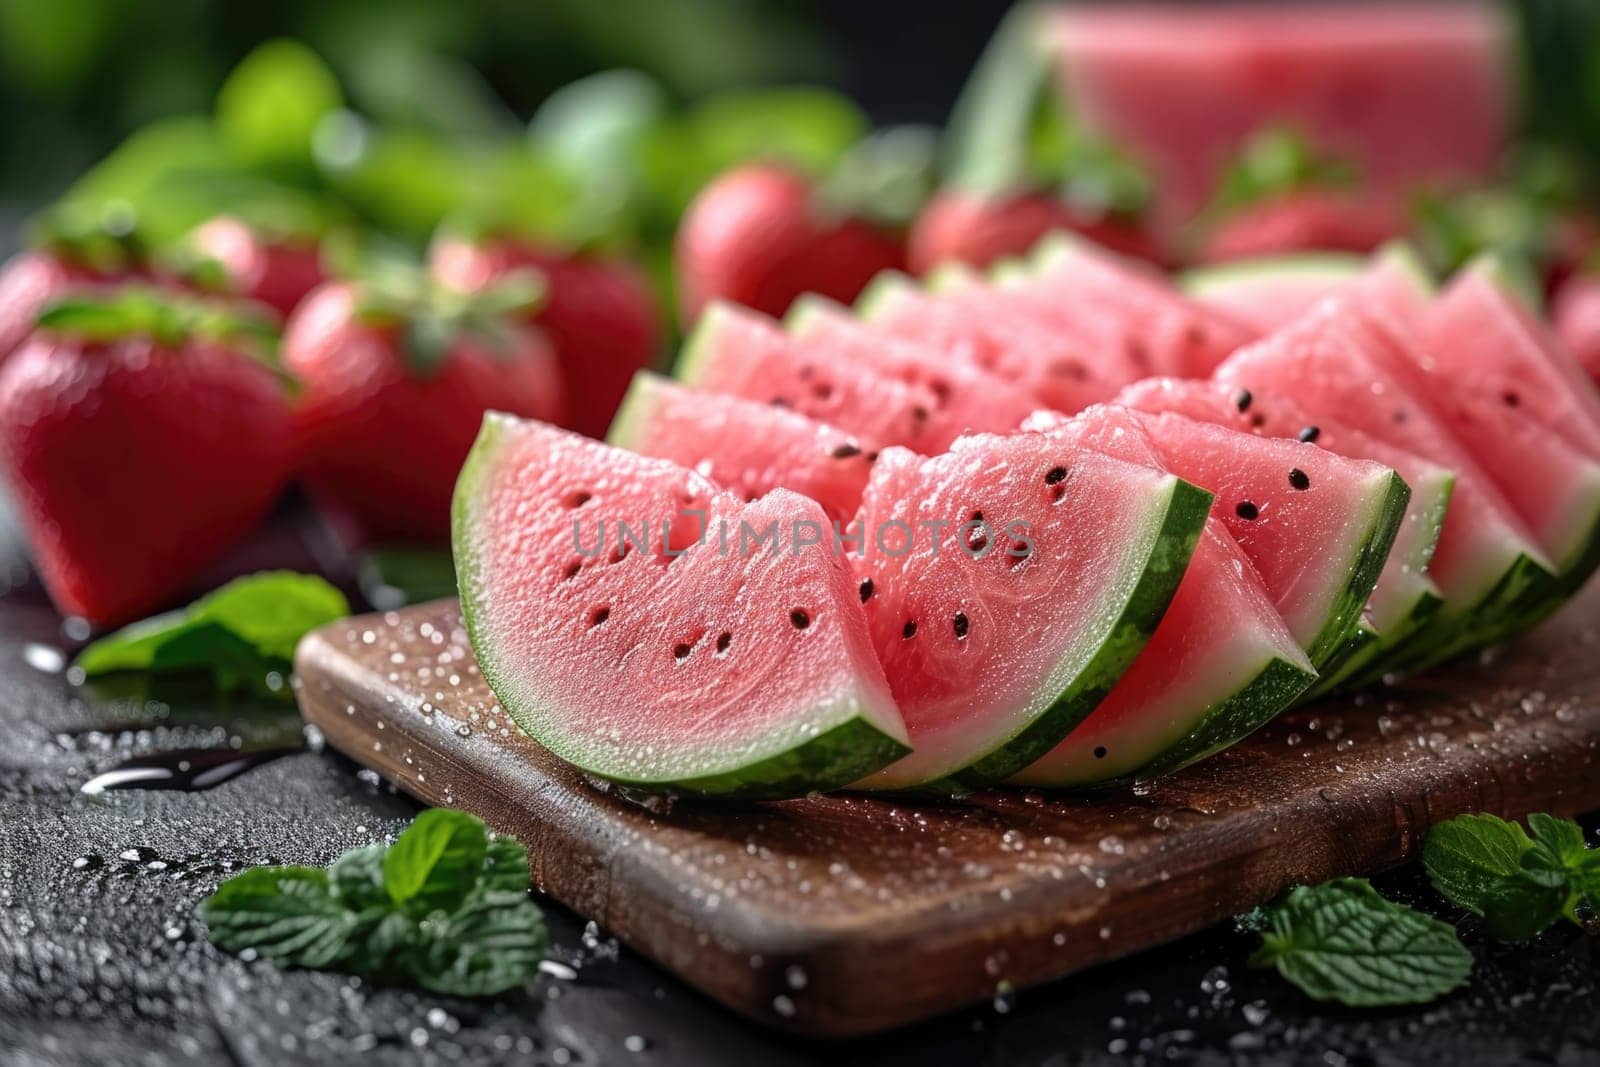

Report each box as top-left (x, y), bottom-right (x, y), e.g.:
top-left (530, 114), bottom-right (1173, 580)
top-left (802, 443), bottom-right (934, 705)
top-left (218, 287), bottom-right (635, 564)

top-left (1180, 252), bottom-right (1367, 301)
top-left (1136, 656), bottom-right (1318, 779)
top-left (1302, 469), bottom-right (1410, 675)
top-left (453, 414), bottom-right (912, 800)
top-left (948, 476), bottom-right (1214, 788)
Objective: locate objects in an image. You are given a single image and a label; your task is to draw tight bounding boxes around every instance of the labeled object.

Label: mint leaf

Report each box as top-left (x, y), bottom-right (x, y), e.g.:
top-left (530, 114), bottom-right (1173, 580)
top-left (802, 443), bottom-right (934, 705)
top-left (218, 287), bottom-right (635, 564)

top-left (329, 843), bottom-right (389, 911)
top-left (74, 572), bottom-right (348, 698)
top-left (482, 837), bottom-right (532, 895)
top-left (198, 867), bottom-right (355, 969)
top-left (1422, 813), bottom-right (1532, 915)
top-left (383, 808), bottom-right (490, 915)
top-left (1480, 872), bottom-right (1567, 942)
top-left (414, 891), bottom-right (550, 997)
top-left (1250, 878), bottom-right (1472, 1007)
top-left (1524, 813), bottom-right (1588, 884)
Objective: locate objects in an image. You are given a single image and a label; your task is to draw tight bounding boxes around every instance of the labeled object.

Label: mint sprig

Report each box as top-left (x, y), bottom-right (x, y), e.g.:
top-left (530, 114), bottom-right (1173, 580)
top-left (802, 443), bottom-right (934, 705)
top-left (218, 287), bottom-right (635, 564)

top-left (200, 809), bottom-right (548, 997)
top-left (1424, 812), bottom-right (1600, 939)
top-left (1248, 878), bottom-right (1472, 1007)
top-left (74, 572), bottom-right (348, 700)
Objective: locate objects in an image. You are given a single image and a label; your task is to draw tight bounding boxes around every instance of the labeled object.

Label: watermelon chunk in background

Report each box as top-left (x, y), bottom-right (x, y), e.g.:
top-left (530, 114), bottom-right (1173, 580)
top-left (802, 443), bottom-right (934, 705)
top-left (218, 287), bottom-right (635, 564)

top-left (453, 414), bottom-right (911, 798)
top-left (1117, 378), bottom-right (1452, 675)
top-left (608, 372), bottom-right (876, 525)
top-left (1045, 3), bottom-right (1512, 223)
top-left (779, 295), bottom-right (1038, 433)
top-left (676, 301), bottom-right (967, 452)
top-left (849, 433), bottom-right (1210, 791)
top-left (1181, 253), bottom-right (1365, 335)
top-left (1128, 410), bottom-right (1407, 675)
top-left (1009, 406), bottom-right (1313, 787)
top-left (1215, 303), bottom-right (1559, 661)
top-left (853, 271), bottom-right (1131, 413)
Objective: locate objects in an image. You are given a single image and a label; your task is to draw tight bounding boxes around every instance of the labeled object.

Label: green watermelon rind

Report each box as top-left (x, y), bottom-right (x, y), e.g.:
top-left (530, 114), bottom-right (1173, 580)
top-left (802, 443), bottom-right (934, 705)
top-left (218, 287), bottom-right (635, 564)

top-left (1179, 253), bottom-right (1367, 301)
top-left (1298, 469), bottom-right (1411, 674)
top-left (947, 477), bottom-right (1214, 788)
top-left (453, 414), bottom-right (912, 801)
top-left (672, 303), bottom-right (739, 387)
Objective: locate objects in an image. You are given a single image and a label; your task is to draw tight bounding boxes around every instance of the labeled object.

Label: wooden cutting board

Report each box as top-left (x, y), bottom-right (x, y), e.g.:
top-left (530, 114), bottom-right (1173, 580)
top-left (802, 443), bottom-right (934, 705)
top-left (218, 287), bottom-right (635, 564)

top-left (295, 588), bottom-right (1600, 1037)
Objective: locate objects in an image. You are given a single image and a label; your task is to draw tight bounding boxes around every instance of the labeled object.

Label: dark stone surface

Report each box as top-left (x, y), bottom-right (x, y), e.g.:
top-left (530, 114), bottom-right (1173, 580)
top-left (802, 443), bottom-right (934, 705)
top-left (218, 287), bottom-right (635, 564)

top-left (0, 510), bottom-right (1597, 1066)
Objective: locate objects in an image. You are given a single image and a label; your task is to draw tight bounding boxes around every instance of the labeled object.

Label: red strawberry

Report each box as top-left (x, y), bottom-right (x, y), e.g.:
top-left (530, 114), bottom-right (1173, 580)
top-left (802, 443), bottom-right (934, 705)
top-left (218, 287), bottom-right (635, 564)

top-left (908, 188), bottom-right (1164, 274)
top-left (0, 216), bottom-right (156, 364)
top-left (284, 272), bottom-right (565, 545)
top-left (1554, 271), bottom-right (1600, 382)
top-left (675, 163), bottom-right (905, 323)
top-left (0, 288), bottom-right (295, 625)
top-left (183, 216), bottom-right (326, 318)
top-left (1196, 189), bottom-right (1403, 264)
top-left (430, 236), bottom-right (661, 438)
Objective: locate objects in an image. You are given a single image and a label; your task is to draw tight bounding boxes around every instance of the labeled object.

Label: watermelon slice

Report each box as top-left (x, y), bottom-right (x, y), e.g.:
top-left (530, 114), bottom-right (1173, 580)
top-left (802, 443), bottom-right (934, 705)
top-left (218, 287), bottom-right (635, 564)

top-left (1181, 253), bottom-right (1365, 335)
top-left (851, 433), bottom-right (1210, 790)
top-left (1216, 302), bottom-right (1559, 656)
top-left (453, 414), bottom-right (911, 798)
top-left (1010, 407), bottom-right (1314, 786)
top-left (1128, 410), bottom-right (1408, 673)
top-left (780, 294), bottom-right (1037, 431)
top-left (1117, 378), bottom-right (1452, 654)
top-left (608, 372), bottom-right (875, 524)
top-left (676, 301), bottom-right (966, 451)
top-left (854, 271), bottom-right (1129, 413)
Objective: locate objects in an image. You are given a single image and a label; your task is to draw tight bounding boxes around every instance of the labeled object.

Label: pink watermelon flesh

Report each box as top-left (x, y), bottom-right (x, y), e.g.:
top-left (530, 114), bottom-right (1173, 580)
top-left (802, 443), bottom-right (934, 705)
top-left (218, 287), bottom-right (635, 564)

top-left (453, 413), bottom-right (910, 798)
top-left (608, 372), bottom-right (875, 525)
top-left (1129, 409), bottom-right (1407, 671)
top-left (856, 276), bottom-right (1130, 413)
top-left (1009, 407), bottom-right (1313, 786)
top-left (1181, 254), bottom-right (1365, 335)
top-left (1215, 302), bottom-right (1556, 639)
top-left (677, 301), bottom-right (967, 451)
top-left (1117, 377), bottom-right (1451, 641)
top-left (850, 433), bottom-right (1210, 790)
top-left (1028, 235), bottom-right (1258, 376)
top-left (1046, 4), bottom-right (1511, 222)
top-left (781, 295), bottom-right (1038, 433)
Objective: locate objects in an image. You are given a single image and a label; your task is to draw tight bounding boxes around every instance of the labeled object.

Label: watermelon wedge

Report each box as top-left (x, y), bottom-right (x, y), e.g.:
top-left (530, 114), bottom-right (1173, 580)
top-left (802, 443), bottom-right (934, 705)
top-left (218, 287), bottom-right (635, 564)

top-left (1216, 302), bottom-right (1559, 657)
top-left (454, 414), bottom-right (911, 798)
top-left (1117, 378), bottom-right (1452, 655)
top-left (608, 372), bottom-right (875, 524)
top-left (677, 301), bottom-right (966, 451)
top-left (1009, 407), bottom-right (1314, 786)
top-left (1181, 253), bottom-right (1365, 335)
top-left (851, 433), bottom-right (1210, 790)
top-left (854, 271), bottom-right (1129, 413)
top-left (1128, 410), bottom-right (1408, 674)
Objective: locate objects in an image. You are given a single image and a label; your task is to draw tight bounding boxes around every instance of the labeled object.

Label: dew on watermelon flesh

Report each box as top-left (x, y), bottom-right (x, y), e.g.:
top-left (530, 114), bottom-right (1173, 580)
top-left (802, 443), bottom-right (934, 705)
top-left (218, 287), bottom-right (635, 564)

top-left (453, 413), bottom-right (910, 798)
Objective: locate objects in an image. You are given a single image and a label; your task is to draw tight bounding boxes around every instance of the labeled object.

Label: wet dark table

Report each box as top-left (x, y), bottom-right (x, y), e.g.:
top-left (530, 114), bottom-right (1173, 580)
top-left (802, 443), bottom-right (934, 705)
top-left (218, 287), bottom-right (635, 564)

top-left (1, 506), bottom-right (1597, 1067)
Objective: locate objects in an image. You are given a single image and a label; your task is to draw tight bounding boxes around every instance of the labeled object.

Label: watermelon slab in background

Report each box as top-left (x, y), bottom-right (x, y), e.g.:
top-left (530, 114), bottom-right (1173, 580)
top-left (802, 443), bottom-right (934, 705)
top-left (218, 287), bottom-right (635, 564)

top-left (1044, 2), bottom-right (1513, 223)
top-left (675, 301), bottom-right (965, 452)
top-left (608, 372), bottom-right (876, 524)
top-left (453, 414), bottom-right (910, 799)
top-left (849, 434), bottom-right (1210, 791)
top-left (1181, 253), bottom-right (1365, 335)
top-left (1010, 407), bottom-right (1313, 787)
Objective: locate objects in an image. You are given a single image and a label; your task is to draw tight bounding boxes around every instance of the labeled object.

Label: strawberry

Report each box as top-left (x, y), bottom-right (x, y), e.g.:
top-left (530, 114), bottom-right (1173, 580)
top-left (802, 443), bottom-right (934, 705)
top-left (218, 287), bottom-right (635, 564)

top-left (1197, 189), bottom-right (1403, 264)
top-left (181, 216), bottom-right (327, 318)
top-left (0, 219), bottom-right (151, 364)
top-left (908, 188), bottom-right (1164, 274)
top-left (1554, 271), bottom-right (1600, 382)
top-left (0, 288), bottom-right (295, 626)
top-left (674, 163), bottom-right (905, 323)
top-left (284, 270), bottom-right (565, 545)
top-left (430, 236), bottom-right (661, 438)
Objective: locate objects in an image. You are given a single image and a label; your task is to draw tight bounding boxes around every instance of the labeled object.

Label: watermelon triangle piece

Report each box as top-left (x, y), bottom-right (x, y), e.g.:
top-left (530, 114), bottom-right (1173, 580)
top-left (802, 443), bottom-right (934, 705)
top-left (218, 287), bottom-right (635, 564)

top-left (1181, 253), bottom-right (1365, 335)
top-left (1009, 407), bottom-right (1314, 786)
top-left (850, 433), bottom-right (1211, 790)
top-left (608, 372), bottom-right (876, 525)
top-left (454, 414), bottom-right (911, 798)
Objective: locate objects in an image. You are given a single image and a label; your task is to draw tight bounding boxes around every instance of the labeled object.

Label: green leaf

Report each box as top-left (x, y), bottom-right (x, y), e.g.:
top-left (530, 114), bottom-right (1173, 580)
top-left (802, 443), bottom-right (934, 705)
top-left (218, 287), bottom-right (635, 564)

top-left (684, 87), bottom-right (866, 180)
top-left (1249, 878), bottom-right (1472, 1007)
top-left (329, 843), bottom-right (389, 911)
top-left (217, 40), bottom-right (342, 167)
top-left (383, 809), bottom-right (490, 915)
top-left (1480, 872), bottom-right (1566, 942)
top-left (820, 126), bottom-right (938, 229)
top-left (1209, 127), bottom-right (1358, 218)
top-left (357, 548), bottom-right (458, 611)
top-left (530, 68), bottom-right (669, 178)
top-left (1423, 813), bottom-right (1533, 915)
top-left (1525, 813), bottom-right (1588, 879)
top-left (413, 891), bottom-right (549, 997)
top-left (941, 3), bottom-right (1057, 194)
top-left (482, 837), bottom-right (532, 895)
top-left (199, 866), bottom-right (355, 968)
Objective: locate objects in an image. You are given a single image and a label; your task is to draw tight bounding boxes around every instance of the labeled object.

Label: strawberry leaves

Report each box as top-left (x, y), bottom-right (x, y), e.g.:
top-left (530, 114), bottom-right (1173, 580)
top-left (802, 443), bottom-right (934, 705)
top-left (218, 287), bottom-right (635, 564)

top-left (354, 262), bottom-right (543, 378)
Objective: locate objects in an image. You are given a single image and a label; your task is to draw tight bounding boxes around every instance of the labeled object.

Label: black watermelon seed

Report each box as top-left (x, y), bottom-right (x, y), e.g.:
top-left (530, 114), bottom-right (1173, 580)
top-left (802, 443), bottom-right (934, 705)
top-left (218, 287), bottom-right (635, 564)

top-left (790, 609), bottom-right (811, 630)
top-left (1234, 388), bottom-right (1253, 413)
top-left (1288, 468), bottom-right (1310, 490)
top-left (673, 642), bottom-right (693, 661)
top-left (565, 490), bottom-right (592, 508)
top-left (902, 619), bottom-right (917, 639)
top-left (770, 397), bottom-right (790, 408)
top-left (859, 578), bottom-right (874, 603)
top-left (865, 450), bottom-right (880, 463)
top-left (1298, 425), bottom-right (1320, 443)
top-left (830, 442), bottom-right (862, 459)
top-left (953, 613), bottom-right (969, 640)
top-left (1503, 390), bottom-right (1520, 407)
top-left (589, 607), bottom-right (610, 628)
top-left (911, 405), bottom-right (929, 423)
top-left (1093, 746), bottom-right (1108, 759)
top-left (563, 562), bottom-right (582, 581)
top-left (1236, 500), bottom-right (1260, 520)
top-left (715, 632), bottom-right (732, 654)
top-left (1045, 465), bottom-right (1068, 485)
top-left (971, 510), bottom-right (984, 522)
